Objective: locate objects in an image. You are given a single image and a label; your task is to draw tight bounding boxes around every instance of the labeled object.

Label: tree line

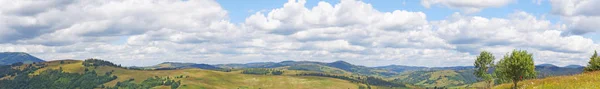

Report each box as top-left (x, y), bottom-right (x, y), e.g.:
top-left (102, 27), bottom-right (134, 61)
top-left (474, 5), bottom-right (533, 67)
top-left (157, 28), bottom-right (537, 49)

top-left (296, 73), bottom-right (405, 88)
top-left (108, 76), bottom-right (181, 89)
top-left (241, 68), bottom-right (284, 75)
top-left (0, 68), bottom-right (117, 89)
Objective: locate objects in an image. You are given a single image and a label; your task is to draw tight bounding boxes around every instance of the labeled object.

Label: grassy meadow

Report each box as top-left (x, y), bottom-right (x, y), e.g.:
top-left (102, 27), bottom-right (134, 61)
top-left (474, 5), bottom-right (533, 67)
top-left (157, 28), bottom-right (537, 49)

top-left (493, 71), bottom-right (600, 89)
top-left (32, 60), bottom-right (399, 89)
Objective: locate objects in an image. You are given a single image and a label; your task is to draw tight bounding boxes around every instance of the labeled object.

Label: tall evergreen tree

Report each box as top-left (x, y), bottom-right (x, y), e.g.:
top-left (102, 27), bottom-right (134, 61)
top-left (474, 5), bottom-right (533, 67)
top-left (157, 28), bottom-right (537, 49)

top-left (584, 50), bottom-right (600, 72)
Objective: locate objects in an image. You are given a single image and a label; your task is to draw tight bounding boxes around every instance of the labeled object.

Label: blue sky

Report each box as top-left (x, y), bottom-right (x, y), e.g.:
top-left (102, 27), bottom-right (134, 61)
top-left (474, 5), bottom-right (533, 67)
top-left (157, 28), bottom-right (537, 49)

top-left (217, 0), bottom-right (597, 43)
top-left (217, 0), bottom-right (558, 23)
top-left (2, 0), bottom-right (600, 67)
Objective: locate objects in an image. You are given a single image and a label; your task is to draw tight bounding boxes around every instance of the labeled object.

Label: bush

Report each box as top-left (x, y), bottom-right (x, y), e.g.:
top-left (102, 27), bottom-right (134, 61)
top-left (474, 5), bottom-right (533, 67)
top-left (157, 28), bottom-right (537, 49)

top-left (271, 70), bottom-right (284, 75)
top-left (108, 76), bottom-right (181, 89)
top-left (82, 58), bottom-right (118, 67)
top-left (241, 69), bottom-right (271, 75)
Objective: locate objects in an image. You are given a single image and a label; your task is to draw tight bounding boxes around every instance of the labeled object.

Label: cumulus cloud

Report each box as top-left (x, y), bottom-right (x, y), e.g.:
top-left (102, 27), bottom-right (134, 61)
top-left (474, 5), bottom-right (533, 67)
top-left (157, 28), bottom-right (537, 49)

top-left (549, 0), bottom-right (600, 35)
top-left (240, 0), bottom-right (476, 66)
top-left (0, 0), bottom-right (245, 65)
top-left (244, 0), bottom-right (428, 34)
top-left (431, 11), bottom-right (599, 65)
top-left (0, 0), bottom-right (228, 45)
top-left (0, 0), bottom-right (598, 67)
top-left (421, 0), bottom-right (515, 13)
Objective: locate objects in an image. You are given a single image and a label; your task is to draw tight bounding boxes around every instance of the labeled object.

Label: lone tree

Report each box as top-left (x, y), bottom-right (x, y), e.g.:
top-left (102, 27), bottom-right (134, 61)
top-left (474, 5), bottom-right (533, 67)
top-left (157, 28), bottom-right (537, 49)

top-left (584, 50), bottom-right (600, 72)
top-left (474, 51), bottom-right (495, 89)
top-left (494, 50), bottom-right (536, 89)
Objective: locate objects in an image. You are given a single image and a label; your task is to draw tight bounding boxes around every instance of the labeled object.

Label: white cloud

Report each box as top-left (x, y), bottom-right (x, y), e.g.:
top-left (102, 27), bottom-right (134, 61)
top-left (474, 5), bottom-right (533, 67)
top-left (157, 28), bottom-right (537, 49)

top-left (549, 0), bottom-right (600, 16)
top-left (421, 0), bottom-right (515, 13)
top-left (431, 11), bottom-right (599, 66)
top-left (0, 0), bottom-right (229, 45)
top-left (549, 0), bottom-right (600, 35)
top-left (244, 0), bottom-right (428, 34)
top-left (309, 40), bottom-right (365, 52)
top-left (0, 0), bottom-right (598, 67)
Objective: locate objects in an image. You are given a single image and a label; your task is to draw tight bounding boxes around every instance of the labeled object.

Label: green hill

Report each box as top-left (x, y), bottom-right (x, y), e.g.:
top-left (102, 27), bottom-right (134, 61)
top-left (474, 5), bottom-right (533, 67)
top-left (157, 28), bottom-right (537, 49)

top-left (218, 61), bottom-right (400, 77)
top-left (1, 59), bottom-right (410, 89)
top-left (0, 52), bottom-right (44, 65)
top-left (392, 70), bottom-right (478, 88)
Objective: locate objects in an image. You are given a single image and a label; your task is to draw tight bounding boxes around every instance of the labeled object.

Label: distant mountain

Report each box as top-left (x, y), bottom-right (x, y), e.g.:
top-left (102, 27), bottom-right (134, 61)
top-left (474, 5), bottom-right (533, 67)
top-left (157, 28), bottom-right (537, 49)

top-left (564, 65), bottom-right (585, 68)
top-left (217, 60), bottom-right (399, 77)
top-left (326, 61), bottom-right (355, 71)
top-left (145, 62), bottom-right (222, 70)
top-left (324, 61), bottom-right (398, 76)
top-left (535, 64), bottom-right (583, 78)
top-left (0, 52), bottom-right (44, 65)
top-left (215, 62), bottom-right (285, 68)
top-left (376, 65), bottom-right (429, 73)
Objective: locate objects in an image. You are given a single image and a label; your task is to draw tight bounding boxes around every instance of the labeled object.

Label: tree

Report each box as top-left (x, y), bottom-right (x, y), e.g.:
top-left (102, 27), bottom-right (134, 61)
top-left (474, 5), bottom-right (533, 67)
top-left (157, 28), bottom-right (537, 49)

top-left (584, 50), bottom-right (600, 72)
top-left (494, 50), bottom-right (536, 89)
top-left (474, 51), bottom-right (495, 89)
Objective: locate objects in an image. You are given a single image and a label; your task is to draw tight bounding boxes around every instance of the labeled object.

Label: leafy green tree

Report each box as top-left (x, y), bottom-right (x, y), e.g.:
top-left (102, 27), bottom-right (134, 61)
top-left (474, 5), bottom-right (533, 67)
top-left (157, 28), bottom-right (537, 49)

top-left (584, 50), bottom-right (600, 72)
top-left (474, 51), bottom-right (495, 88)
top-left (271, 70), bottom-right (284, 75)
top-left (494, 50), bottom-right (536, 89)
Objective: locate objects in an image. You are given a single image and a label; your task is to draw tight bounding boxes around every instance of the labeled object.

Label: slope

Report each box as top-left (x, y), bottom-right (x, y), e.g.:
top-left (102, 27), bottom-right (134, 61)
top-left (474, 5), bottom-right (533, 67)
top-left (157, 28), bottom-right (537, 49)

top-left (27, 59), bottom-right (394, 89)
top-left (392, 70), bottom-right (478, 87)
top-left (493, 71), bottom-right (600, 89)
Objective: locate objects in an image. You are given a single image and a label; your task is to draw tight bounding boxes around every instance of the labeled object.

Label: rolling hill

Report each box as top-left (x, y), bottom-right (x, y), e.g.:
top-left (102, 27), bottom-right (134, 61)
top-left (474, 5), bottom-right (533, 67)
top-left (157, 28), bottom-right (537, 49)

top-left (0, 52), bottom-right (45, 65)
top-left (216, 60), bottom-right (400, 77)
top-left (1, 59), bottom-right (409, 89)
top-left (0, 51), bottom-right (589, 89)
top-left (392, 69), bottom-right (479, 88)
top-left (153, 60), bottom-right (586, 88)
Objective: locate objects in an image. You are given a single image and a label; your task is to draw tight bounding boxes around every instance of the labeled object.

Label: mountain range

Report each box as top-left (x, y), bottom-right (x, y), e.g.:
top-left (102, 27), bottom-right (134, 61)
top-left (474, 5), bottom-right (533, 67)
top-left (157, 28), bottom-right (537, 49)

top-left (142, 60), bottom-right (584, 87)
top-left (0, 52), bottom-right (587, 88)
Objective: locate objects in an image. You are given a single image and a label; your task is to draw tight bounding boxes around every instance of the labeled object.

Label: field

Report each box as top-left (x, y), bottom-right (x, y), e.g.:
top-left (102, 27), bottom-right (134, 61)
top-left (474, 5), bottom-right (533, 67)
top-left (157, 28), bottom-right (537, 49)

top-left (33, 60), bottom-right (387, 89)
top-left (493, 71), bottom-right (600, 89)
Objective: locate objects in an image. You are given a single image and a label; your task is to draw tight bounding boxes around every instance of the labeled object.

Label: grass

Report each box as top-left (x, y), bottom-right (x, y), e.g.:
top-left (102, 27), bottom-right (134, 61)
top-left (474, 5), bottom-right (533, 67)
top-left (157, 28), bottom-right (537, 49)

top-left (31, 60), bottom-right (84, 75)
top-left (393, 70), bottom-right (469, 87)
top-left (493, 71), bottom-right (600, 89)
top-left (32, 60), bottom-right (377, 89)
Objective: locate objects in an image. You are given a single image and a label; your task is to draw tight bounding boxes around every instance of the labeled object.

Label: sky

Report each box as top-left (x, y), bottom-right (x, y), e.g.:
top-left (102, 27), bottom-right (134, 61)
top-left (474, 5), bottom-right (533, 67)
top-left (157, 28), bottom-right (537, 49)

top-left (1, 0), bottom-right (600, 67)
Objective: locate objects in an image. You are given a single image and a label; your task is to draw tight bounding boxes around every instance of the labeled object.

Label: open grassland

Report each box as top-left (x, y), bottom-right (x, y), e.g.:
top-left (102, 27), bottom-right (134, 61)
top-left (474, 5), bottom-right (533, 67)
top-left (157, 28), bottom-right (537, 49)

top-left (494, 71), bottom-right (600, 89)
top-left (393, 70), bottom-right (473, 88)
top-left (99, 67), bottom-right (366, 89)
top-left (32, 60), bottom-right (84, 75)
top-left (33, 60), bottom-right (385, 89)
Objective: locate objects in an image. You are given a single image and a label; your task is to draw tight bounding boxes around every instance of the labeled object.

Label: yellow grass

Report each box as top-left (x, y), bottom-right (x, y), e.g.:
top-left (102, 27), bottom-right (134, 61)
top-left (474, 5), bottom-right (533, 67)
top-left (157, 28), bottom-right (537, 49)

top-left (494, 71), bottom-right (600, 89)
top-left (31, 60), bottom-right (84, 75)
top-left (29, 60), bottom-right (371, 89)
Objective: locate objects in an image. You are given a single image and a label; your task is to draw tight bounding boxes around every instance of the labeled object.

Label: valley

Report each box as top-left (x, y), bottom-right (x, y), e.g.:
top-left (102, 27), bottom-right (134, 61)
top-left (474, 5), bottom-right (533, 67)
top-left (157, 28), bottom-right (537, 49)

top-left (0, 52), bottom-right (593, 89)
